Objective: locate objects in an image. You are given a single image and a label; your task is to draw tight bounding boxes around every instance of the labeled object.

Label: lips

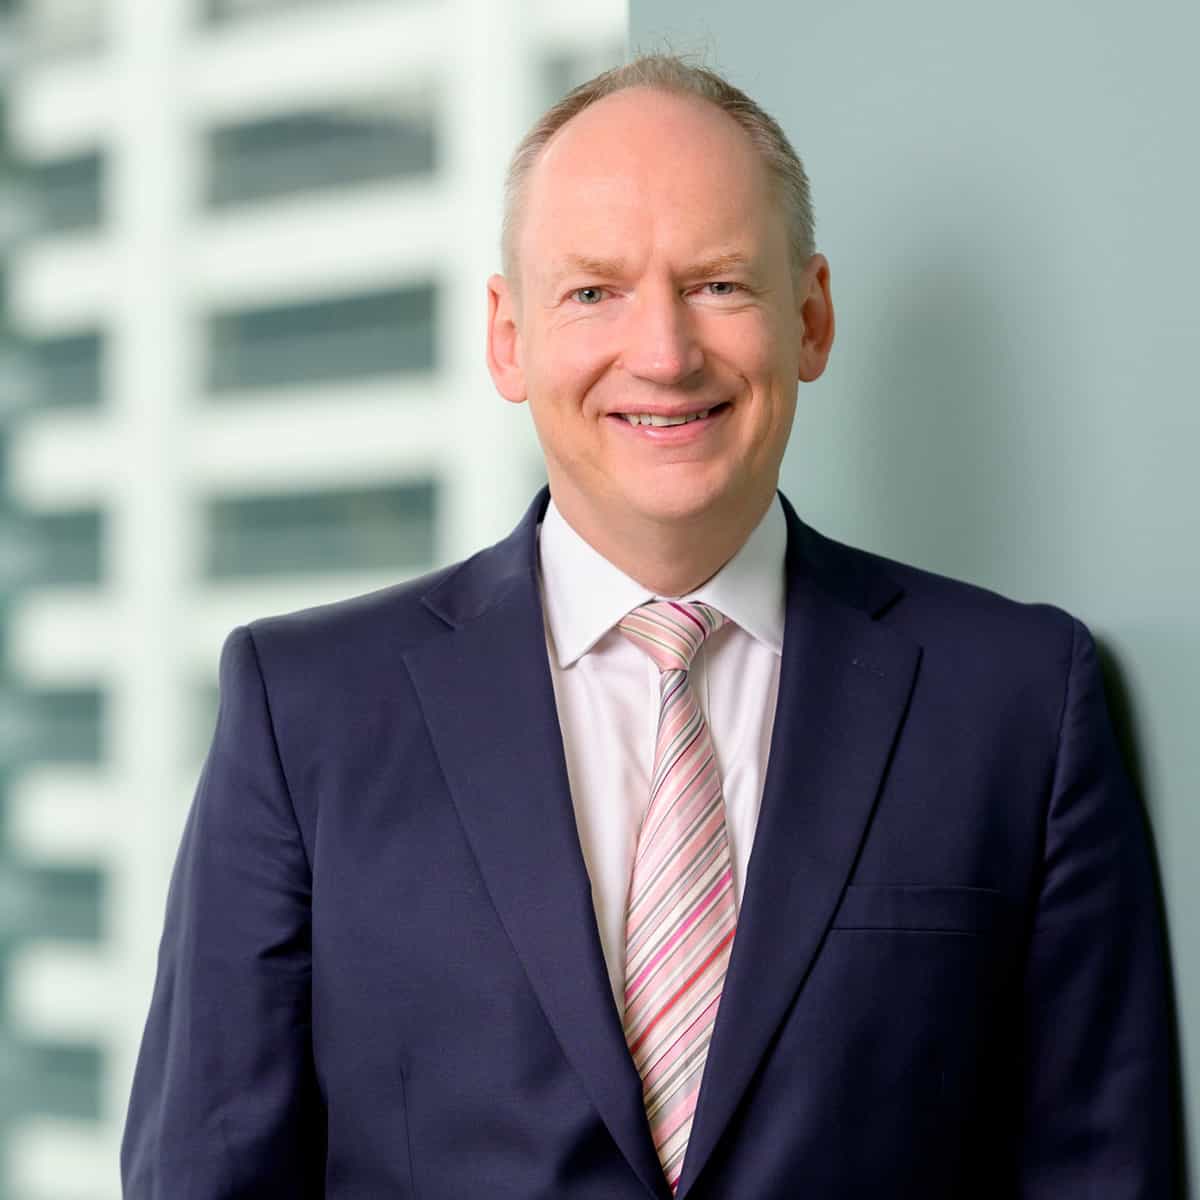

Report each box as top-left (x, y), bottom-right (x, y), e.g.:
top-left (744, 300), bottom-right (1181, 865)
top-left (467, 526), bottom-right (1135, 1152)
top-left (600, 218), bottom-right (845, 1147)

top-left (620, 409), bottom-right (711, 427)
top-left (610, 401), bottom-right (731, 426)
top-left (608, 401), bottom-right (732, 439)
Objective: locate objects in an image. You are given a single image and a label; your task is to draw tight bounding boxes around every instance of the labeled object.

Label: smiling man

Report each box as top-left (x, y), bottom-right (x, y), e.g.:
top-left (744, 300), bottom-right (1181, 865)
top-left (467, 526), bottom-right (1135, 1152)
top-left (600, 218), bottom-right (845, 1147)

top-left (123, 56), bottom-right (1174, 1199)
top-left (486, 80), bottom-right (831, 601)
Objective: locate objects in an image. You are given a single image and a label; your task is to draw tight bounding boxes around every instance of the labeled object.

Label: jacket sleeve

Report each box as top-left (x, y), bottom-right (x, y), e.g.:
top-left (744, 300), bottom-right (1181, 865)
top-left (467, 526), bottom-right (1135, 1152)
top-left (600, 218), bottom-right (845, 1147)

top-left (121, 625), bottom-right (324, 1198)
top-left (1018, 617), bottom-right (1176, 1196)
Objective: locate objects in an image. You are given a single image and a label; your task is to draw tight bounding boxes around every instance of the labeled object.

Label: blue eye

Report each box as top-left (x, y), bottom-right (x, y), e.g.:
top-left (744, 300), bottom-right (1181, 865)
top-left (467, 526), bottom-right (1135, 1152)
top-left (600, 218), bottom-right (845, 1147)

top-left (705, 281), bottom-right (740, 296)
top-left (572, 287), bottom-right (605, 304)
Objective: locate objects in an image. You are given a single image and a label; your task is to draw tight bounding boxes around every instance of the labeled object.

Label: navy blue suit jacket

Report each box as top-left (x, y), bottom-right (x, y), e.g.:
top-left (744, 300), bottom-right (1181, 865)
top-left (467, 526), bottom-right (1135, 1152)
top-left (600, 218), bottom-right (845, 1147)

top-left (122, 489), bottom-right (1174, 1197)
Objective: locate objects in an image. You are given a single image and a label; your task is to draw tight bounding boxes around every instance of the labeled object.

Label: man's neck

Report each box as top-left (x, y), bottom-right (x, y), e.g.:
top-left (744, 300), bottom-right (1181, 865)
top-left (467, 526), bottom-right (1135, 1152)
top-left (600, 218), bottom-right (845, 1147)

top-left (548, 489), bottom-right (776, 598)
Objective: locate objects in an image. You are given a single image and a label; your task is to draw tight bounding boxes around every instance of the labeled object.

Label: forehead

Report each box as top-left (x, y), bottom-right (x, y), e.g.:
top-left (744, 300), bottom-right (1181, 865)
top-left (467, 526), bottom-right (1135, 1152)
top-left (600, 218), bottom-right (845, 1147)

top-left (519, 88), bottom-right (782, 277)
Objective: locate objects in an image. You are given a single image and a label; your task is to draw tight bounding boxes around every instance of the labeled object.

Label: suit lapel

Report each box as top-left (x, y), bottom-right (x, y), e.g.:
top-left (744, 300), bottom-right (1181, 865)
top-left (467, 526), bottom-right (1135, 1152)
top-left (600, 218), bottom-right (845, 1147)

top-left (402, 489), bottom-right (919, 1199)
top-left (675, 499), bottom-right (921, 1198)
top-left (403, 491), bottom-right (671, 1200)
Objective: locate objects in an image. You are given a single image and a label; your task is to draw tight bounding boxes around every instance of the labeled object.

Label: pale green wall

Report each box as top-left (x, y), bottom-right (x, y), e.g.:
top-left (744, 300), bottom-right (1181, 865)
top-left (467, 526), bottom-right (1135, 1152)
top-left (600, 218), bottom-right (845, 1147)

top-left (631, 1), bottom-right (1197, 1187)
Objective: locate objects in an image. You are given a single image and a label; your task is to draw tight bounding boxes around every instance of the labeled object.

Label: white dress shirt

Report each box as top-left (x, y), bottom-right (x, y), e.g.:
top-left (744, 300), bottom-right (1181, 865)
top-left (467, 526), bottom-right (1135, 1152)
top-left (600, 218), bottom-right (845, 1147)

top-left (536, 496), bottom-right (787, 1010)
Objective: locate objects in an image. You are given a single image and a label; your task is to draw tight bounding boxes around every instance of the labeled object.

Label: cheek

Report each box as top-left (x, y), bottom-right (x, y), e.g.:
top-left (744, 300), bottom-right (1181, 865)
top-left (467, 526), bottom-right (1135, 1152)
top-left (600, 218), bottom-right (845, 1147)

top-left (526, 323), bottom-right (617, 405)
top-left (702, 314), bottom-right (778, 378)
top-left (744, 317), bottom-right (802, 404)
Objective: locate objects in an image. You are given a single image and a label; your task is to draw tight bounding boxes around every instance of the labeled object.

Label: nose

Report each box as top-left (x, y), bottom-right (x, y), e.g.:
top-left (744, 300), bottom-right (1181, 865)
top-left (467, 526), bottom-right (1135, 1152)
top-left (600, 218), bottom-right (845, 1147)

top-left (620, 286), bottom-right (705, 386)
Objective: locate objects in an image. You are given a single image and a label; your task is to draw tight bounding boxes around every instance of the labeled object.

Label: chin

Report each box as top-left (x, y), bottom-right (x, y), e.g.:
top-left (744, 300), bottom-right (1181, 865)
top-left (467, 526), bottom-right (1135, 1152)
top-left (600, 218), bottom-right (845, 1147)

top-left (626, 483), bottom-right (731, 527)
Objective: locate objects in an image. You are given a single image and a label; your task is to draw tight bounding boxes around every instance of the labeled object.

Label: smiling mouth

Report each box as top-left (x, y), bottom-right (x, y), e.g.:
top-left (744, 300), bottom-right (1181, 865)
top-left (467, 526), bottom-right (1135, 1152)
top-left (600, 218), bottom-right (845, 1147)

top-left (612, 402), bottom-right (732, 427)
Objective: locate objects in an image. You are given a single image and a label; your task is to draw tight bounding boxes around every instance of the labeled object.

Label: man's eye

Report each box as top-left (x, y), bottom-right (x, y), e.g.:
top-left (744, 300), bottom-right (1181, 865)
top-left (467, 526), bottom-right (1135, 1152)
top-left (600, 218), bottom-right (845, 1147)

top-left (571, 286), bottom-right (605, 304)
top-left (704, 281), bottom-right (741, 296)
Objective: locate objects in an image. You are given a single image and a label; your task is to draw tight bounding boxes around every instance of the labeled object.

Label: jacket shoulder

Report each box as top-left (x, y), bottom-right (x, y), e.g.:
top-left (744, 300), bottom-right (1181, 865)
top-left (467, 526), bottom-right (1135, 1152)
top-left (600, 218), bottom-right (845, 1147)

top-left (226, 560), bottom-right (477, 706)
top-left (240, 490), bottom-right (547, 668)
top-left (802, 521), bottom-right (1082, 663)
top-left (245, 561), bottom-right (459, 659)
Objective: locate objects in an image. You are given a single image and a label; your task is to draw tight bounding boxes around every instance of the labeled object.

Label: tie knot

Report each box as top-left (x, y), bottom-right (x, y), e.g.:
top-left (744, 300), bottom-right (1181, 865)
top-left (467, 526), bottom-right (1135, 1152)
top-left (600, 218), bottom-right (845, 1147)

top-left (617, 600), bottom-right (726, 673)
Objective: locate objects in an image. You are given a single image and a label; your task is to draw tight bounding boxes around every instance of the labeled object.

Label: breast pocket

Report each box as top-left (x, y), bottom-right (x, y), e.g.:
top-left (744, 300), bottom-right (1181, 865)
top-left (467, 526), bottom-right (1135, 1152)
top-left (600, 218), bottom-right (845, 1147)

top-left (817, 883), bottom-right (1015, 1174)
top-left (831, 884), bottom-right (1009, 935)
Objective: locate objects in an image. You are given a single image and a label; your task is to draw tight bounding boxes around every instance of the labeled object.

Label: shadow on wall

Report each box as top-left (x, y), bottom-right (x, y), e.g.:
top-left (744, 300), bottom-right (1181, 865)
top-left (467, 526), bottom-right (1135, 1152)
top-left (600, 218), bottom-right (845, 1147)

top-left (842, 235), bottom-right (1191, 1191)
top-left (1095, 639), bottom-right (1191, 1198)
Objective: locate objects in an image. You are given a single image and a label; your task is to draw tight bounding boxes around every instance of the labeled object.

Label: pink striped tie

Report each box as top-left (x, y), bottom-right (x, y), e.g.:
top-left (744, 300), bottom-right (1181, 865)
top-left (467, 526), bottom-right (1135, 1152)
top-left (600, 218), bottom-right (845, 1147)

top-left (617, 600), bottom-right (737, 1193)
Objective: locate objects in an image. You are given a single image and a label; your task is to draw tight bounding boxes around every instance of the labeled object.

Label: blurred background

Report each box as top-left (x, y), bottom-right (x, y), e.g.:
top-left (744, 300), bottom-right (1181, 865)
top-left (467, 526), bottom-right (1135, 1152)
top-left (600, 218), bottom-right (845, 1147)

top-left (0, 1), bottom-right (624, 1195)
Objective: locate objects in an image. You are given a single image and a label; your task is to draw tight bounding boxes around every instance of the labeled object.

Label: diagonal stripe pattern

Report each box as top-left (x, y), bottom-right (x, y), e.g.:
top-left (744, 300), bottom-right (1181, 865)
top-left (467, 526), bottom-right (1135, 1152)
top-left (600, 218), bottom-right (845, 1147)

top-left (617, 600), bottom-right (737, 1193)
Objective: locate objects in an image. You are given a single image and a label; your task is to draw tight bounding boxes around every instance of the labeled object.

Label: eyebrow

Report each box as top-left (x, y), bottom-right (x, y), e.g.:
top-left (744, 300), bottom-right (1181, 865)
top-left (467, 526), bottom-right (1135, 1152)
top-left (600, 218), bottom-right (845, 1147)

top-left (553, 254), bottom-right (629, 281)
top-left (687, 252), bottom-right (755, 278)
top-left (551, 251), bottom-right (756, 283)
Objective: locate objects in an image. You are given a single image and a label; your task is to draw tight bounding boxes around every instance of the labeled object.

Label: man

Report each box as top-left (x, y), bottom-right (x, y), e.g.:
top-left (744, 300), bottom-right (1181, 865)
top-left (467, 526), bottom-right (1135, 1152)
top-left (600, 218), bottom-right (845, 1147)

top-left (122, 56), bottom-right (1174, 1197)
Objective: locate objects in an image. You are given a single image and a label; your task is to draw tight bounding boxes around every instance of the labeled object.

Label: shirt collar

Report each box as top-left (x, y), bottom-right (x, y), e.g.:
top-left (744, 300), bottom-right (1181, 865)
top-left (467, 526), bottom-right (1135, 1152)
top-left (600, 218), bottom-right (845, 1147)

top-left (537, 495), bottom-right (787, 668)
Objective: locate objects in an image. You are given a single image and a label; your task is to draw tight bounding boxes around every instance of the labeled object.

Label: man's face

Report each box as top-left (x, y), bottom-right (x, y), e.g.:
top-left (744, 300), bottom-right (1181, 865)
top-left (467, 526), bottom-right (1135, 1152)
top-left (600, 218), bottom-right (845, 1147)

top-left (488, 87), bottom-right (833, 535)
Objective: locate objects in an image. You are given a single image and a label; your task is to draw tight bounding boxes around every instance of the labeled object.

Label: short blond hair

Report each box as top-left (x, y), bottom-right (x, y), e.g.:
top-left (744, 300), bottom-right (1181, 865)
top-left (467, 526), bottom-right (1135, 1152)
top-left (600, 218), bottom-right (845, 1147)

top-left (501, 53), bottom-right (816, 282)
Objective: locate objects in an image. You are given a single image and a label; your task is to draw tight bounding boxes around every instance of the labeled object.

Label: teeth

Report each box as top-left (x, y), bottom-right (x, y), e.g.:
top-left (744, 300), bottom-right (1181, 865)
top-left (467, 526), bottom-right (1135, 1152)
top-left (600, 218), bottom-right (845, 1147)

top-left (621, 409), bottom-right (710, 427)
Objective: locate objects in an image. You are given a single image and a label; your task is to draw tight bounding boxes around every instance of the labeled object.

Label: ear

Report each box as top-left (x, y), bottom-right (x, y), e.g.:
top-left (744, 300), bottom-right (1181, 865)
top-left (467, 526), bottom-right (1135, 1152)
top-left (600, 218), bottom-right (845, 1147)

top-left (486, 273), bottom-right (527, 404)
top-left (794, 253), bottom-right (835, 383)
